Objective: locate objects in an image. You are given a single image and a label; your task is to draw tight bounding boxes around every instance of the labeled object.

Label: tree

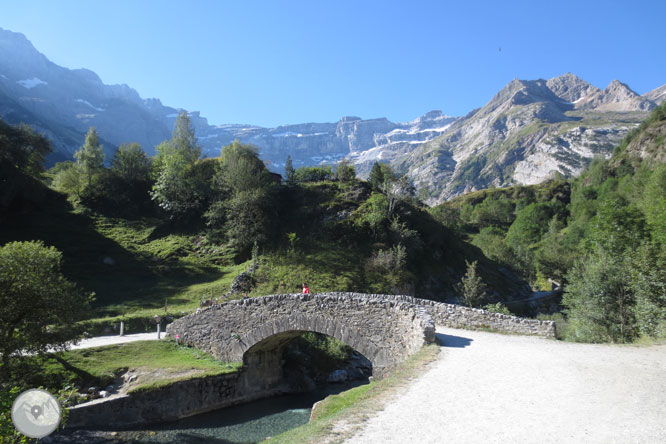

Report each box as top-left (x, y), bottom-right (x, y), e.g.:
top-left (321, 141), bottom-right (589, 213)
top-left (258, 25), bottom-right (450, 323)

top-left (51, 162), bottom-right (86, 199)
top-left (335, 159), bottom-right (356, 183)
top-left (505, 202), bottom-right (553, 249)
top-left (111, 143), bottom-right (151, 183)
top-left (457, 260), bottom-right (488, 308)
top-left (0, 120), bottom-right (51, 179)
top-left (216, 141), bottom-right (271, 193)
top-left (284, 155), bottom-right (296, 186)
top-left (74, 127), bottom-right (105, 186)
top-left (563, 251), bottom-right (635, 343)
top-left (171, 111), bottom-right (201, 165)
top-left (0, 241), bottom-right (93, 378)
top-left (0, 120), bottom-right (52, 212)
top-left (368, 162), bottom-right (385, 190)
top-left (382, 174), bottom-right (414, 219)
top-left (293, 165), bottom-right (333, 183)
top-left (206, 141), bottom-right (274, 254)
top-left (151, 114), bottom-right (209, 221)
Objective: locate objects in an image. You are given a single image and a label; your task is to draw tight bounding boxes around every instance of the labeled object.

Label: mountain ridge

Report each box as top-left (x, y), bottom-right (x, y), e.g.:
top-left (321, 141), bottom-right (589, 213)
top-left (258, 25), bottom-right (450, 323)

top-left (0, 27), bottom-right (663, 204)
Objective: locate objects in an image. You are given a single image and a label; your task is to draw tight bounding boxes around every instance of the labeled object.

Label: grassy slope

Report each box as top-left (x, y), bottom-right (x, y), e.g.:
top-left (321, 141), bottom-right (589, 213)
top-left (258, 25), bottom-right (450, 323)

top-left (13, 341), bottom-right (241, 396)
top-left (1, 178), bottom-right (534, 330)
top-left (0, 191), bottom-right (248, 332)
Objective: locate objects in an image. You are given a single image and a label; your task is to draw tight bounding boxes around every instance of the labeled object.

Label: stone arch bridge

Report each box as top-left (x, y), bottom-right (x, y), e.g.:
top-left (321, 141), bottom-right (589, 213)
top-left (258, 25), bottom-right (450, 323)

top-left (167, 292), bottom-right (554, 393)
top-left (167, 293), bottom-right (436, 389)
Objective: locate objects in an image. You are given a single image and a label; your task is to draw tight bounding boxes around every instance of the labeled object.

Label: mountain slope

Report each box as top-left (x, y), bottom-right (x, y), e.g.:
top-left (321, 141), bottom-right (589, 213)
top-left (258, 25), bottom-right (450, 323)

top-left (395, 74), bottom-right (659, 204)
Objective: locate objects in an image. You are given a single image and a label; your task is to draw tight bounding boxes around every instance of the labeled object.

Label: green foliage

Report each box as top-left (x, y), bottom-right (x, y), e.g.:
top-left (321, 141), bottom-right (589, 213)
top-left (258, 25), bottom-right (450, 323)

top-left (74, 127), bottom-right (105, 186)
top-left (0, 120), bottom-right (51, 179)
top-left (286, 232), bottom-right (299, 252)
top-left (80, 144), bottom-right (154, 217)
top-left (0, 241), bottom-right (94, 378)
top-left (1, 386), bottom-right (31, 443)
top-left (150, 113), bottom-right (208, 221)
top-left (285, 332), bottom-right (352, 377)
top-left (293, 165), bottom-right (333, 183)
top-left (483, 302), bottom-right (512, 315)
top-left (629, 244), bottom-right (666, 338)
top-left (471, 226), bottom-right (519, 269)
top-left (640, 164), bottom-right (666, 246)
top-left (207, 141), bottom-right (274, 255)
top-left (50, 161), bottom-right (86, 199)
top-left (0, 119), bottom-right (52, 215)
top-left (111, 143), bottom-right (151, 183)
top-left (284, 155), bottom-right (296, 186)
top-left (367, 161), bottom-right (398, 191)
top-left (505, 202), bottom-right (556, 249)
top-left (366, 244), bottom-right (407, 275)
top-left (563, 252), bottom-right (635, 343)
top-left (355, 192), bottom-right (389, 236)
top-left (470, 196), bottom-right (514, 228)
top-left (457, 260), bottom-right (488, 307)
top-left (335, 159), bottom-right (356, 183)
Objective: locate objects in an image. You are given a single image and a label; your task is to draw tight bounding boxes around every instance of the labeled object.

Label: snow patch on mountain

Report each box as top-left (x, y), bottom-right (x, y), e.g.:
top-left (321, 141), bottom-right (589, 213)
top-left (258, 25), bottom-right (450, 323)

top-left (76, 99), bottom-right (105, 112)
top-left (17, 77), bottom-right (47, 89)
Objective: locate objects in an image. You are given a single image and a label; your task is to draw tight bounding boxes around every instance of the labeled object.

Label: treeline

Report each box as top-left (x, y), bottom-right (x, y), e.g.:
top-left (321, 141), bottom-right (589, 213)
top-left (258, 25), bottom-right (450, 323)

top-left (433, 101), bottom-right (666, 342)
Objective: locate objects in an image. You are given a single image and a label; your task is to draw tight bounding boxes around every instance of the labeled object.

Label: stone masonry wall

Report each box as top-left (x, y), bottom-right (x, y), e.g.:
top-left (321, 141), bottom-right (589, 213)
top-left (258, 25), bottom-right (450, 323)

top-left (340, 293), bottom-right (556, 337)
top-left (67, 372), bottom-right (246, 429)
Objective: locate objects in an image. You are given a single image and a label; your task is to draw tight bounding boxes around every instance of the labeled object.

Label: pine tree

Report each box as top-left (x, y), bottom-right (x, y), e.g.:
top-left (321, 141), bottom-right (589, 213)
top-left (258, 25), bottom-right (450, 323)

top-left (74, 127), bottom-right (105, 185)
top-left (369, 161), bottom-right (384, 190)
top-left (285, 155), bottom-right (296, 186)
top-left (458, 260), bottom-right (488, 308)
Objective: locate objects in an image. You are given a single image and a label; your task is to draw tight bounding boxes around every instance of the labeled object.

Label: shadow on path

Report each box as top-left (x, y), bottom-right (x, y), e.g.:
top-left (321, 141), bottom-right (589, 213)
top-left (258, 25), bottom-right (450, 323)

top-left (436, 333), bottom-right (473, 348)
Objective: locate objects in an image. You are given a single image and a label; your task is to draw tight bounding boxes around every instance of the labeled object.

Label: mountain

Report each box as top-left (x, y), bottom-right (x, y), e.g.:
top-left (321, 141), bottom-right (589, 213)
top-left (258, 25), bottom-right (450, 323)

top-left (1, 28), bottom-right (663, 203)
top-left (392, 74), bottom-right (661, 203)
top-left (644, 84), bottom-right (666, 105)
top-left (0, 27), bottom-right (457, 171)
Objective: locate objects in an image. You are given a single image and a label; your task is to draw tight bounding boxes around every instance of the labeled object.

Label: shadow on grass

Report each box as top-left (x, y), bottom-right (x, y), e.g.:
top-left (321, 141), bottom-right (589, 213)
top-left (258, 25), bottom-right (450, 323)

top-left (436, 333), bottom-right (473, 348)
top-left (0, 190), bottom-right (231, 318)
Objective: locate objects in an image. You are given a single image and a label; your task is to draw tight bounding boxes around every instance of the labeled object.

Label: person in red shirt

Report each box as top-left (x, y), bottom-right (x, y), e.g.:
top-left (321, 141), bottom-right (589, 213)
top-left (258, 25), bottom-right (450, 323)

top-left (302, 283), bottom-right (310, 294)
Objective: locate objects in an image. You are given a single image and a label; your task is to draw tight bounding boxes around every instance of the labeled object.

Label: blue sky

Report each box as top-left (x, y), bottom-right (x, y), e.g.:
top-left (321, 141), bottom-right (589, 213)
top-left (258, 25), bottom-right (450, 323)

top-left (2, 0), bottom-right (665, 127)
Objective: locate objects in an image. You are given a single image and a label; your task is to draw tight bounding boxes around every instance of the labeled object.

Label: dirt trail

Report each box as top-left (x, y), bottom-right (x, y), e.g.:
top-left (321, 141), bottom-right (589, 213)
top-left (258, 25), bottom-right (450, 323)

top-left (345, 327), bottom-right (666, 444)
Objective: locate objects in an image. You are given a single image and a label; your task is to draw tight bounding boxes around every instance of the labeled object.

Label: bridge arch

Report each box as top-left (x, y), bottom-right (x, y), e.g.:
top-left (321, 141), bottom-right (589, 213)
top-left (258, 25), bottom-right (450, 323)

top-left (167, 293), bottom-right (435, 389)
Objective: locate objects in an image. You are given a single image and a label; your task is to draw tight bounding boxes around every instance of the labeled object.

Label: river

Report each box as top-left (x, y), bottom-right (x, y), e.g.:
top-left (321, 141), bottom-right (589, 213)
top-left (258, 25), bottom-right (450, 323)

top-left (50, 380), bottom-right (367, 444)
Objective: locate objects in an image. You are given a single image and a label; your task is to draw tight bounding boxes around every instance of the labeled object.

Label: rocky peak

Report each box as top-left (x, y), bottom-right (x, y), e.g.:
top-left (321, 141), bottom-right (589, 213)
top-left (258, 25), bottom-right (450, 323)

top-left (584, 79), bottom-right (655, 112)
top-left (546, 73), bottom-right (600, 103)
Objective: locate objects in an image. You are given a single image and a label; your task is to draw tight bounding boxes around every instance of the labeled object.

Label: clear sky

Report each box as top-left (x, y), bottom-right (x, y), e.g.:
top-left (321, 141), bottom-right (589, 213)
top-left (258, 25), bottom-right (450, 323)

top-left (1, 0), bottom-right (665, 127)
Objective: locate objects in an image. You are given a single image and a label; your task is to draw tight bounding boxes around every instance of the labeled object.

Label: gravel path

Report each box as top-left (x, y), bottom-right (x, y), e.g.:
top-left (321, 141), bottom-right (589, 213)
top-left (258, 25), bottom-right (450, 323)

top-left (67, 332), bottom-right (164, 350)
top-left (345, 327), bottom-right (666, 444)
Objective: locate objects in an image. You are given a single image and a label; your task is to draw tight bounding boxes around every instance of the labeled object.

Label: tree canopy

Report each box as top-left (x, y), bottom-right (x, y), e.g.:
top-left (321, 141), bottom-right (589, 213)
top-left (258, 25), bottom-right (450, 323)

top-left (0, 241), bottom-right (93, 377)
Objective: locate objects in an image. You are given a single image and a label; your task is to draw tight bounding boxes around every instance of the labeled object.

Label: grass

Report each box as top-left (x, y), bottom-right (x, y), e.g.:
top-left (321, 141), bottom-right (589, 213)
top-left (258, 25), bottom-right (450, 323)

top-left (12, 340), bottom-right (241, 396)
top-left (0, 195), bottom-right (247, 324)
top-left (251, 246), bottom-right (364, 296)
top-left (263, 343), bottom-right (440, 444)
